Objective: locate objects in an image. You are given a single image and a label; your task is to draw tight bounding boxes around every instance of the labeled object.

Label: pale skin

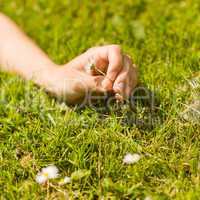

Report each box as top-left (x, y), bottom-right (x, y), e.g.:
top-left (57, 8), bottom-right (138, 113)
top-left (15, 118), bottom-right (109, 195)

top-left (0, 13), bottom-right (138, 104)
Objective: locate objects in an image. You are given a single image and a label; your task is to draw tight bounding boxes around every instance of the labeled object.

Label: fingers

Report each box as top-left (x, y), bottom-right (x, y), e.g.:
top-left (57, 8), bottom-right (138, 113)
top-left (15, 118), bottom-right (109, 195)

top-left (101, 45), bottom-right (123, 90)
top-left (113, 55), bottom-right (131, 99)
top-left (82, 45), bottom-right (138, 100)
top-left (113, 55), bottom-right (138, 100)
top-left (83, 45), bottom-right (123, 90)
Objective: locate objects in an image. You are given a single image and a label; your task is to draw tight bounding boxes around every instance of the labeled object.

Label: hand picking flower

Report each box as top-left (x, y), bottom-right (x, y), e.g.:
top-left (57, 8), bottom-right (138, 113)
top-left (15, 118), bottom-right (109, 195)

top-left (123, 153), bottom-right (141, 164)
top-left (36, 165), bottom-right (59, 184)
top-left (0, 13), bottom-right (138, 105)
top-left (84, 56), bottom-right (124, 101)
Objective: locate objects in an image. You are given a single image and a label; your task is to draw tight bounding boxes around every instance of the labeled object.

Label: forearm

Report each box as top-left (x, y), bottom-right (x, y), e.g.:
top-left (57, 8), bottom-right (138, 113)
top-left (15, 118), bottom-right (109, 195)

top-left (0, 13), bottom-right (57, 86)
top-left (0, 13), bottom-right (138, 103)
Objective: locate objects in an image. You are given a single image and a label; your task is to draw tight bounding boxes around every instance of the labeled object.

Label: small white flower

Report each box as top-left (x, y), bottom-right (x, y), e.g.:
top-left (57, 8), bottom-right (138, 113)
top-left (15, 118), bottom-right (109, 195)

top-left (36, 173), bottom-right (48, 184)
top-left (35, 165), bottom-right (59, 184)
top-left (58, 176), bottom-right (71, 185)
top-left (123, 153), bottom-right (141, 164)
top-left (41, 165), bottom-right (59, 179)
top-left (63, 176), bottom-right (71, 184)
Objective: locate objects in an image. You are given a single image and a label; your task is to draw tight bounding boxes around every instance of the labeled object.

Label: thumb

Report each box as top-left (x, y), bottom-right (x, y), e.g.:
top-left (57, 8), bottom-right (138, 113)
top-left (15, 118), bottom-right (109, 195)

top-left (86, 75), bottom-right (106, 93)
top-left (72, 73), bottom-right (105, 94)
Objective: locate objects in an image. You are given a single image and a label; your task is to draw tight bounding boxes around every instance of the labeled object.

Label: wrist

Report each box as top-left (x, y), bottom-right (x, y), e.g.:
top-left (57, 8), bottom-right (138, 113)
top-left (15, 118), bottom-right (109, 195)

top-left (32, 63), bottom-right (59, 88)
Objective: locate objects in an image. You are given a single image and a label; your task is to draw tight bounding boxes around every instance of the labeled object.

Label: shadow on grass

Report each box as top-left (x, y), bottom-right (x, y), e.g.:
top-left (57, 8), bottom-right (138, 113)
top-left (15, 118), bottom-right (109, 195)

top-left (73, 84), bottom-right (165, 131)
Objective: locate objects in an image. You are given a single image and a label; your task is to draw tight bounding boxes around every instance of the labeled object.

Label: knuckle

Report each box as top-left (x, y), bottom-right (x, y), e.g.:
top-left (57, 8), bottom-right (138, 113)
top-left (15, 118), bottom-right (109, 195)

top-left (132, 65), bottom-right (138, 83)
top-left (127, 57), bottom-right (133, 65)
top-left (124, 55), bottom-right (132, 65)
top-left (107, 70), bottom-right (118, 79)
top-left (110, 44), bottom-right (121, 52)
top-left (123, 57), bottom-right (132, 69)
top-left (87, 46), bottom-right (98, 53)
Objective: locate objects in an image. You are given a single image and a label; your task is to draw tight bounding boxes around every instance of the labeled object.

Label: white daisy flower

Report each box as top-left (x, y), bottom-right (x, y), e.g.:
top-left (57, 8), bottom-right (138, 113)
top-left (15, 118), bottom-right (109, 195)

top-left (35, 165), bottom-right (59, 184)
top-left (63, 176), bottom-right (71, 184)
top-left (123, 153), bottom-right (141, 164)
top-left (59, 176), bottom-right (71, 185)
top-left (41, 165), bottom-right (59, 179)
top-left (35, 173), bottom-right (48, 184)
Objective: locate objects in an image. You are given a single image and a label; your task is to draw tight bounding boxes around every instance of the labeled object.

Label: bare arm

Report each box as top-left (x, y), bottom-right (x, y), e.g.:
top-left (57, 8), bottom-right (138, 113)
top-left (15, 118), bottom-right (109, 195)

top-left (0, 13), bottom-right (56, 86)
top-left (0, 13), bottom-right (138, 104)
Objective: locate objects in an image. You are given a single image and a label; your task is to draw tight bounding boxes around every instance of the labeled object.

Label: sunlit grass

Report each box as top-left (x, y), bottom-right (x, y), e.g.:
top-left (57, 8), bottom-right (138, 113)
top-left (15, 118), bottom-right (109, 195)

top-left (0, 0), bottom-right (200, 199)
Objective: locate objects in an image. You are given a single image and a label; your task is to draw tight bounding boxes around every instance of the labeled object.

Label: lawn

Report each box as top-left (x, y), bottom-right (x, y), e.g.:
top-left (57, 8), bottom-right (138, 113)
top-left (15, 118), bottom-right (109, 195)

top-left (0, 0), bottom-right (200, 199)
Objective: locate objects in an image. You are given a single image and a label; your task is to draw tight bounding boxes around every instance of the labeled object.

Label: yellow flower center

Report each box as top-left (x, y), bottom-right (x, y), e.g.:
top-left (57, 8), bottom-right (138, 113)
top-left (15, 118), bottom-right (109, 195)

top-left (43, 173), bottom-right (49, 177)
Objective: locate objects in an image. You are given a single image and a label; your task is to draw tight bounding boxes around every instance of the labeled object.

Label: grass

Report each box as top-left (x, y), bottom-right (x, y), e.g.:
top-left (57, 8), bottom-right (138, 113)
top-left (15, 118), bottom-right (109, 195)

top-left (0, 0), bottom-right (200, 199)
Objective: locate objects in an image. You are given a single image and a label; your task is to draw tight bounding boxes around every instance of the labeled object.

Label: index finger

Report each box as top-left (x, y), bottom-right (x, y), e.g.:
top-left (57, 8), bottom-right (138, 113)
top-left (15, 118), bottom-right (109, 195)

top-left (102, 45), bottom-right (123, 90)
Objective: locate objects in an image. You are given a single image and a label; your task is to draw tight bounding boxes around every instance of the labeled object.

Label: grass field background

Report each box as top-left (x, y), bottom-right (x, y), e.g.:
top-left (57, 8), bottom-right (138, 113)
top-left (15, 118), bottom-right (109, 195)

top-left (0, 0), bottom-right (200, 199)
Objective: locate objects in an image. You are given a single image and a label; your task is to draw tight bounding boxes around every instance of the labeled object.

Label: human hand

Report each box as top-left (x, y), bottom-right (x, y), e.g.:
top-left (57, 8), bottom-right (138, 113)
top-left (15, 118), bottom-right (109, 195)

top-left (0, 14), bottom-right (137, 104)
top-left (43, 45), bottom-right (138, 104)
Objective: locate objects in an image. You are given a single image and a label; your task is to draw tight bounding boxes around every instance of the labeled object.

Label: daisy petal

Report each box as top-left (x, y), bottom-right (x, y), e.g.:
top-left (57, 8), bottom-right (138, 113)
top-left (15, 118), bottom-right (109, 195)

top-left (42, 165), bottom-right (59, 179)
top-left (123, 153), bottom-right (141, 164)
top-left (36, 173), bottom-right (48, 184)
